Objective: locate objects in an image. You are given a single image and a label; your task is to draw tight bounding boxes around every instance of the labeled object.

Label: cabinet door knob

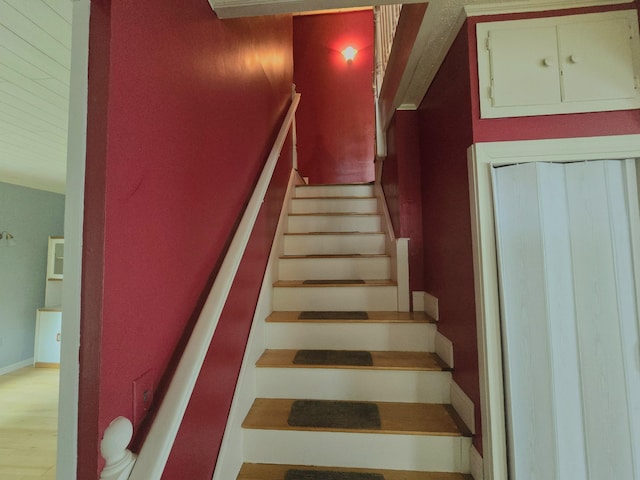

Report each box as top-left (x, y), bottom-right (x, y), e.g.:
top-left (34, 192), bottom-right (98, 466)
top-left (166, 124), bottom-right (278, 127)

top-left (56, 333), bottom-right (61, 342)
top-left (569, 54), bottom-right (580, 64)
top-left (543, 56), bottom-right (555, 67)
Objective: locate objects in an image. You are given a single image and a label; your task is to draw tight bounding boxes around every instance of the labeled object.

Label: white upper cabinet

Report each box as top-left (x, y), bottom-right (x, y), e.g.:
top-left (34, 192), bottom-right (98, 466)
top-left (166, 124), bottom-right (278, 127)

top-left (489, 26), bottom-right (562, 107)
top-left (559, 17), bottom-right (636, 103)
top-left (477, 10), bottom-right (640, 118)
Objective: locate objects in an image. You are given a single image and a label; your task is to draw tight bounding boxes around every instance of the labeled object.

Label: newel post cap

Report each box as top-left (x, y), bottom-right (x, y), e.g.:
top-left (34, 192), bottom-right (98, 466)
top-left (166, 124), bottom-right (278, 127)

top-left (100, 416), bottom-right (137, 480)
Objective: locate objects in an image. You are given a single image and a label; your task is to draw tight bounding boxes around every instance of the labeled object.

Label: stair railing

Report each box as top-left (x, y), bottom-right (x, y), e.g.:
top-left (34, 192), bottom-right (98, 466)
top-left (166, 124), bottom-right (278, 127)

top-left (374, 4), bottom-right (402, 95)
top-left (99, 91), bottom-right (301, 480)
top-left (374, 4), bottom-right (402, 156)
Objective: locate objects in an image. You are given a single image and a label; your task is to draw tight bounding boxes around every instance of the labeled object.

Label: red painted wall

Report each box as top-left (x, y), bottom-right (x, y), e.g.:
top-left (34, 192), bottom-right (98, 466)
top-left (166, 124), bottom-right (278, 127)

top-left (416, 25), bottom-right (481, 452)
top-left (382, 110), bottom-right (425, 295)
top-left (81, 1), bottom-right (294, 478)
top-left (293, 11), bottom-right (375, 184)
top-left (163, 135), bottom-right (293, 478)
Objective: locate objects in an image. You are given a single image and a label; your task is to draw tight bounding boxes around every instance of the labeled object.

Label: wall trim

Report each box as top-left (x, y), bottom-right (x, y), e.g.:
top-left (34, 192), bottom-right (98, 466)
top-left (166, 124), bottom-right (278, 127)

top-left (464, 0), bottom-right (633, 17)
top-left (57, 2), bottom-right (90, 479)
top-left (391, 1), bottom-right (467, 112)
top-left (435, 331), bottom-right (454, 369)
top-left (0, 358), bottom-right (34, 376)
top-left (468, 134), bottom-right (640, 480)
top-left (412, 291), bottom-right (425, 312)
top-left (470, 445), bottom-right (484, 480)
top-left (395, 238), bottom-right (410, 312)
top-left (451, 380), bottom-right (475, 435)
top-left (424, 292), bottom-right (439, 320)
top-left (212, 169), bottom-right (304, 480)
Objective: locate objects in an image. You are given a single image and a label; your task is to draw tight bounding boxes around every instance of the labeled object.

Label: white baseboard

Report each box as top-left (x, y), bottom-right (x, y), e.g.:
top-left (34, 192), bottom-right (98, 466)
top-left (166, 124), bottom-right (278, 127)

top-left (212, 169), bottom-right (302, 480)
top-left (435, 331), bottom-right (454, 369)
top-left (424, 292), bottom-right (439, 320)
top-left (0, 357), bottom-right (34, 376)
top-left (470, 445), bottom-right (484, 480)
top-left (450, 380), bottom-right (475, 435)
top-left (412, 291), bottom-right (425, 312)
top-left (395, 238), bottom-right (410, 312)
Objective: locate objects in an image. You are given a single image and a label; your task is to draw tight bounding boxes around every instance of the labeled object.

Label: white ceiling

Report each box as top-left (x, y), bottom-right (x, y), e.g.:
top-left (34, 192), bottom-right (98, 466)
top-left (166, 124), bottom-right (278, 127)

top-left (0, 0), bottom-right (71, 194)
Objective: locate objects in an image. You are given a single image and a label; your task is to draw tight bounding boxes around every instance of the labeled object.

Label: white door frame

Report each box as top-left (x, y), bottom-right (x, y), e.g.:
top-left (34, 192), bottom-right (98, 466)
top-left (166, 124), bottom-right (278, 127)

top-left (467, 134), bottom-right (640, 480)
top-left (57, 1), bottom-right (90, 478)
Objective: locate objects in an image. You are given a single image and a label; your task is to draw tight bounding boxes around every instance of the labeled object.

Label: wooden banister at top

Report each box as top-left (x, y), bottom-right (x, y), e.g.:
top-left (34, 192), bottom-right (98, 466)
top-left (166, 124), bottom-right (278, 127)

top-left (99, 92), bottom-right (301, 480)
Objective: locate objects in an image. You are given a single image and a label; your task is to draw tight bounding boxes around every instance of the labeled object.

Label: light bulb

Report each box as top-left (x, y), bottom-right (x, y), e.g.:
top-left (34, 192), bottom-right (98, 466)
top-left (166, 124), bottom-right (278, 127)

top-left (341, 46), bottom-right (357, 62)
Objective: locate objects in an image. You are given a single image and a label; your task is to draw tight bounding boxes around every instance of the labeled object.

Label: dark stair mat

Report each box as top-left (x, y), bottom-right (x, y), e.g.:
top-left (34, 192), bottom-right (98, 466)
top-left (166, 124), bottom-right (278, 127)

top-left (302, 279), bottom-right (365, 285)
top-left (298, 311), bottom-right (369, 320)
top-left (285, 470), bottom-right (385, 480)
top-left (293, 350), bottom-right (374, 367)
top-left (288, 400), bottom-right (381, 430)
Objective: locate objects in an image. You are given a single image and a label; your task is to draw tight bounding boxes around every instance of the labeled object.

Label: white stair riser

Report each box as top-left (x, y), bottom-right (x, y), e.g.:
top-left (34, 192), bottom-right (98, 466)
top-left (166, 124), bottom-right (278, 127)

top-left (272, 285), bottom-right (397, 311)
top-left (278, 257), bottom-right (391, 281)
top-left (288, 215), bottom-right (382, 233)
top-left (291, 198), bottom-right (378, 214)
top-left (243, 430), bottom-right (471, 473)
top-left (264, 322), bottom-right (436, 351)
top-left (295, 185), bottom-right (374, 198)
top-left (283, 234), bottom-right (386, 255)
top-left (256, 368), bottom-right (451, 404)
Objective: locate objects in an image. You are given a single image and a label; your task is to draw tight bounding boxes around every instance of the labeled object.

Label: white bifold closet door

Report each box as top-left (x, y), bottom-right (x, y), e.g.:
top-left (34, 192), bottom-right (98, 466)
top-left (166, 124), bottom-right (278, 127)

top-left (492, 160), bottom-right (640, 480)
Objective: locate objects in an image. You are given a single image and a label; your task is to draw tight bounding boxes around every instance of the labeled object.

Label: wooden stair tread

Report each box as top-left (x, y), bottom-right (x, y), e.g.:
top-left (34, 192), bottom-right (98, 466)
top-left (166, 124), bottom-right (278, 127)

top-left (297, 182), bottom-right (373, 187)
top-left (293, 196), bottom-right (377, 200)
top-left (242, 398), bottom-right (471, 436)
top-left (256, 350), bottom-right (451, 371)
top-left (237, 463), bottom-right (473, 480)
top-left (289, 212), bottom-right (380, 217)
top-left (266, 311), bottom-right (435, 323)
top-left (280, 254), bottom-right (390, 259)
top-left (273, 280), bottom-right (396, 288)
top-left (284, 232), bottom-right (385, 236)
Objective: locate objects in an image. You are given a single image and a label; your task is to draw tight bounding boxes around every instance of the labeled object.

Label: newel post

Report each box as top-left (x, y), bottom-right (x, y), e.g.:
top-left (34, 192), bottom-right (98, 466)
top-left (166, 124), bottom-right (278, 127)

top-left (99, 417), bottom-right (137, 480)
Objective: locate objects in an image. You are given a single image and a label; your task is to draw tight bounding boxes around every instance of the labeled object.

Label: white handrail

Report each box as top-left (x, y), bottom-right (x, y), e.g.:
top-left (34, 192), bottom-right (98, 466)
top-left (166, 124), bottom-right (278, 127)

top-left (101, 93), bottom-right (301, 480)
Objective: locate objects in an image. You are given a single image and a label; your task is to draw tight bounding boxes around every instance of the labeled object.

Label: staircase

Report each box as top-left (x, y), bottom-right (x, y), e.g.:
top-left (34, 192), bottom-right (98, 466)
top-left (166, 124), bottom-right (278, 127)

top-left (237, 183), bottom-right (472, 479)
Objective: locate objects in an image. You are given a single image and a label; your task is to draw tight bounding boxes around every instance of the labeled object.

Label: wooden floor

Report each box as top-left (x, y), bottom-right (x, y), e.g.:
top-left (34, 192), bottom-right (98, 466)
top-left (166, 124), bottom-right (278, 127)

top-left (0, 367), bottom-right (59, 479)
top-left (238, 463), bottom-right (474, 479)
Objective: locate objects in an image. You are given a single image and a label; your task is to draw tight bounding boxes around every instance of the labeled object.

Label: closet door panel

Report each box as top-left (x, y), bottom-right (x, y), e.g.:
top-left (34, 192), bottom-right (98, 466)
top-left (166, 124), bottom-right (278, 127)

top-left (493, 163), bottom-right (557, 480)
top-left (604, 160), bottom-right (640, 477)
top-left (537, 163), bottom-right (587, 479)
top-left (561, 161), bottom-right (634, 479)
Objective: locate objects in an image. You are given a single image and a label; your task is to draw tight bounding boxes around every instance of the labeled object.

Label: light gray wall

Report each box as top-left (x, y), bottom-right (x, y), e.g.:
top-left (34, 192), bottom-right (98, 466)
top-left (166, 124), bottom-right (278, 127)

top-left (0, 182), bottom-right (64, 370)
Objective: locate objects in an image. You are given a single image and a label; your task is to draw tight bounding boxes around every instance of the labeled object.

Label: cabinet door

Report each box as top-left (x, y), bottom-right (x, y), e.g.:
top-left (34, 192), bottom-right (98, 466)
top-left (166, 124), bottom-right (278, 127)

top-left (35, 311), bottom-right (62, 364)
top-left (559, 18), bottom-right (637, 103)
top-left (489, 26), bottom-right (562, 107)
